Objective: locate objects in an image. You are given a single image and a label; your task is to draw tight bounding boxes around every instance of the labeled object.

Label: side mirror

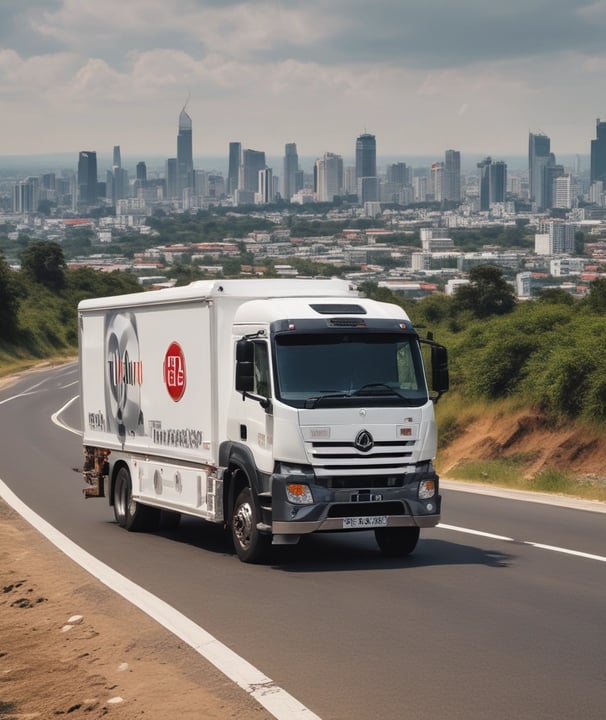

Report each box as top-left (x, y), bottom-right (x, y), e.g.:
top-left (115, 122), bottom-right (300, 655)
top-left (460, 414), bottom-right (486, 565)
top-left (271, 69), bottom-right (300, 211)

top-left (235, 339), bottom-right (254, 392)
top-left (431, 344), bottom-right (449, 395)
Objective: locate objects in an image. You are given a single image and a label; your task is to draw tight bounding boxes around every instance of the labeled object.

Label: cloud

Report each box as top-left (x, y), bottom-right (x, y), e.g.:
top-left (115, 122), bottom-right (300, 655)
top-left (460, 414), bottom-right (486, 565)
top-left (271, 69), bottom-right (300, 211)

top-left (0, 0), bottom-right (605, 157)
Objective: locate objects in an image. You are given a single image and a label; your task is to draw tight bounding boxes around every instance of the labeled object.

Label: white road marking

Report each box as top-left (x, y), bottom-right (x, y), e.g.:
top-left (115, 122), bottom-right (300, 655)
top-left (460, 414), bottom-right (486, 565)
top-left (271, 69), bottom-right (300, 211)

top-left (0, 479), bottom-right (321, 720)
top-left (438, 523), bottom-right (606, 563)
top-left (437, 523), bottom-right (514, 542)
top-left (50, 395), bottom-right (82, 437)
top-left (523, 542), bottom-right (606, 563)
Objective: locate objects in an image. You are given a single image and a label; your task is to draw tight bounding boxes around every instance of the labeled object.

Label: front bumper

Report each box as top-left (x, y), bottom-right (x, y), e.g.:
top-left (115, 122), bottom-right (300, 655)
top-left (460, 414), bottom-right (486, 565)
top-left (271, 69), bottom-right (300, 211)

top-left (269, 468), bottom-right (441, 535)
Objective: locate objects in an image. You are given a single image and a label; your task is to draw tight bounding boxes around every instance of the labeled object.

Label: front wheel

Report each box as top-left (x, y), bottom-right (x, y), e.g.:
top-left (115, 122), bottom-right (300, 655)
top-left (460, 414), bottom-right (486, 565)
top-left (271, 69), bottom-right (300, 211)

top-left (231, 487), bottom-right (270, 563)
top-left (375, 526), bottom-right (420, 557)
top-left (113, 466), bottom-right (160, 532)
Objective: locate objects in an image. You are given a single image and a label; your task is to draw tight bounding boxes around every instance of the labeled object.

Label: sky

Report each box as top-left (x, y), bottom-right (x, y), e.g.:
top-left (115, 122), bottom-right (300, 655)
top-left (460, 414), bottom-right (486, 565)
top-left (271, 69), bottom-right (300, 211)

top-left (1, 0), bottom-right (606, 165)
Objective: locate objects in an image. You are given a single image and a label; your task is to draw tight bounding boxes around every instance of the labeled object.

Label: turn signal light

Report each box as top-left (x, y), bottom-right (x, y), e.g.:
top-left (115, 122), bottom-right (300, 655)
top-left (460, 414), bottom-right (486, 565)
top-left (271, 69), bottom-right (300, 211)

top-left (286, 483), bottom-right (313, 504)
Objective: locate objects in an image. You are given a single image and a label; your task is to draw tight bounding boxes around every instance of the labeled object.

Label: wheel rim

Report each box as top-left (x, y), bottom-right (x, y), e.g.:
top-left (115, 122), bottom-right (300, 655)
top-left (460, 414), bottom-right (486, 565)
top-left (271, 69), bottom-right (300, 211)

top-left (115, 478), bottom-right (126, 519)
top-left (233, 501), bottom-right (253, 549)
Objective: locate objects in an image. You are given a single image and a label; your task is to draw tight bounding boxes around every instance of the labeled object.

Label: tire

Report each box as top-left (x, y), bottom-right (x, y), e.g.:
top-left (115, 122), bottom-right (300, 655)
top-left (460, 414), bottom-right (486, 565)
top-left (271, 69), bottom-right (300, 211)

top-left (113, 466), bottom-right (160, 532)
top-left (231, 487), bottom-right (270, 563)
top-left (375, 526), bottom-right (420, 557)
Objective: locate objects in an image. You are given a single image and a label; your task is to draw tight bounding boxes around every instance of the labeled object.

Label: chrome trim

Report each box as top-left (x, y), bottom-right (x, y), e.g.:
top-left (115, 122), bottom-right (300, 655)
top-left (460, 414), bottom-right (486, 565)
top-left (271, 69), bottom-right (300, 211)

top-left (272, 514), bottom-right (440, 534)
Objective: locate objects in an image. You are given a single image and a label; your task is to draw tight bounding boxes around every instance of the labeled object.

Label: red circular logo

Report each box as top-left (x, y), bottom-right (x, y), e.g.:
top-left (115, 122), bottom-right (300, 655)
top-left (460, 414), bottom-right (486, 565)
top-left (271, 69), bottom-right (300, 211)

top-left (164, 342), bottom-right (186, 401)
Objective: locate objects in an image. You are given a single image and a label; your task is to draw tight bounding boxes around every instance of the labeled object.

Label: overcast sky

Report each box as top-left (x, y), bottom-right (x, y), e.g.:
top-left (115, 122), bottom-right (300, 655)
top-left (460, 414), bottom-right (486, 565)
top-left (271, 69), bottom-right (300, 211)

top-left (1, 0), bottom-right (606, 165)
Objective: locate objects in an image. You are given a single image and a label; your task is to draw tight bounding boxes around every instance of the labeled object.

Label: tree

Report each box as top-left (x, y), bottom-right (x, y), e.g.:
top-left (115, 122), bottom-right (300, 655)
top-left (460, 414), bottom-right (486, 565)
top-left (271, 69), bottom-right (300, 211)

top-left (453, 265), bottom-right (516, 318)
top-left (0, 254), bottom-right (19, 339)
top-left (585, 277), bottom-right (606, 313)
top-left (20, 241), bottom-right (67, 291)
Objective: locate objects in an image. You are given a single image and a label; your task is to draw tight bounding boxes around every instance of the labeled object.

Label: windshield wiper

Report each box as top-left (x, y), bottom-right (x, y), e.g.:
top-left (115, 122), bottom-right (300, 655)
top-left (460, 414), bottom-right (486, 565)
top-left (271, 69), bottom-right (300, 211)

top-left (352, 383), bottom-right (415, 404)
top-left (304, 393), bottom-right (350, 409)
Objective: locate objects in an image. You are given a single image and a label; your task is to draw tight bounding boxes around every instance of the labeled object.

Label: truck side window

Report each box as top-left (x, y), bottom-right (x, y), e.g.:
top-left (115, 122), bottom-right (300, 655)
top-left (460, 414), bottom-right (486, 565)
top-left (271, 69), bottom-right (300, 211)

top-left (253, 342), bottom-right (271, 398)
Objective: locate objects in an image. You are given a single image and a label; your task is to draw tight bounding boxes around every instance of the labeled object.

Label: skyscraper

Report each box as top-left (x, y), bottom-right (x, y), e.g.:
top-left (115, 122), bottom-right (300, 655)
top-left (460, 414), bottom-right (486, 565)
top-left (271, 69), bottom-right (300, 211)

top-left (257, 167), bottom-right (274, 204)
top-left (431, 162), bottom-right (444, 201)
top-left (590, 118), bottom-right (606, 185)
top-left (177, 104), bottom-right (193, 198)
top-left (529, 132), bottom-right (551, 209)
top-left (227, 142), bottom-right (241, 196)
top-left (477, 157), bottom-right (506, 210)
top-left (443, 149), bottom-right (461, 202)
top-left (165, 158), bottom-right (178, 200)
top-left (315, 152), bottom-right (344, 202)
top-left (355, 133), bottom-right (376, 180)
top-left (77, 151), bottom-right (98, 205)
top-left (282, 143), bottom-right (299, 200)
top-left (240, 149), bottom-right (266, 194)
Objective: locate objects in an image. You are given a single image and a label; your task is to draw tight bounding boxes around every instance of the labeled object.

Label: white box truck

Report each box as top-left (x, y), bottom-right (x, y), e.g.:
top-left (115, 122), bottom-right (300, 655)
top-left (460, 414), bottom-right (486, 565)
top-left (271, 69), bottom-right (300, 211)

top-left (79, 278), bottom-right (448, 562)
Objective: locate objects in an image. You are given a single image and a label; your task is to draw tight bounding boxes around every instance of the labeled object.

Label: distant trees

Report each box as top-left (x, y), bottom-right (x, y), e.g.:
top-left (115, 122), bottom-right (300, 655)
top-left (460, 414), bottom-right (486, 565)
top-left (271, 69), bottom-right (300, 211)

top-left (20, 241), bottom-right (67, 291)
top-left (0, 253), bottom-right (19, 339)
top-left (453, 265), bottom-right (516, 318)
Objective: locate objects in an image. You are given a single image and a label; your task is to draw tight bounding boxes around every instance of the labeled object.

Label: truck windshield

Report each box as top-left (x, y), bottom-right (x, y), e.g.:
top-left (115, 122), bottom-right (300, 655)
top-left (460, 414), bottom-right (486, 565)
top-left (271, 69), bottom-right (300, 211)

top-left (274, 332), bottom-right (428, 409)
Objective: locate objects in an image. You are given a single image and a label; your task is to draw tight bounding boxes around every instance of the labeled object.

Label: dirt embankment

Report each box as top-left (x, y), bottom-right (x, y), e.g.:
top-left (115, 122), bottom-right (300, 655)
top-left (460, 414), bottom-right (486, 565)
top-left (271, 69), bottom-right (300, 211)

top-left (437, 407), bottom-right (606, 482)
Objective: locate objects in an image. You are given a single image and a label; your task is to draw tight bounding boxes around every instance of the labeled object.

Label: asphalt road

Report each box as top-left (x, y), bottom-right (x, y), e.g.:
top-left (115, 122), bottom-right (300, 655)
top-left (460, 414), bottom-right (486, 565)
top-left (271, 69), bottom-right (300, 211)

top-left (1, 363), bottom-right (605, 720)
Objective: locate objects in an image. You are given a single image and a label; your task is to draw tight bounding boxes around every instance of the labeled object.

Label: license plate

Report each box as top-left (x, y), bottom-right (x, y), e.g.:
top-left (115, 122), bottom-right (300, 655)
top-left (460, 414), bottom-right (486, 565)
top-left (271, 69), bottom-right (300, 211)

top-left (343, 516), bottom-right (388, 529)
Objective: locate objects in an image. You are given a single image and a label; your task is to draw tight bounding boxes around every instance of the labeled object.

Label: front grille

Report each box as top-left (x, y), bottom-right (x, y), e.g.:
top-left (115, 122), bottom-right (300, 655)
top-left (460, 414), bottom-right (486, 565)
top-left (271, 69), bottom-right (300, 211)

top-left (327, 501), bottom-right (407, 518)
top-left (307, 439), bottom-right (417, 475)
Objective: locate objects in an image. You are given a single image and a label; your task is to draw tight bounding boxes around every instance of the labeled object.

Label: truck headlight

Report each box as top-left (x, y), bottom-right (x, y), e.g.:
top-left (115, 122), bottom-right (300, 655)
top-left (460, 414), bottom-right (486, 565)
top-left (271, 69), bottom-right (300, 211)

top-left (286, 483), bottom-right (314, 504)
top-left (418, 479), bottom-right (436, 500)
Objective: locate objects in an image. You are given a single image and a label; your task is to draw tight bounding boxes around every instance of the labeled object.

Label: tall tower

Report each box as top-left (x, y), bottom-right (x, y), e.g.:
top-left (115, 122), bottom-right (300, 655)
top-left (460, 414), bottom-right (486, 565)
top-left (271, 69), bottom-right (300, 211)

top-left (477, 157), bottom-right (507, 210)
top-left (113, 145), bottom-right (121, 168)
top-left (431, 162), bottom-right (444, 201)
top-left (177, 103), bottom-right (193, 198)
top-left (77, 151), bottom-right (98, 205)
top-left (443, 149), bottom-right (461, 201)
top-left (529, 132), bottom-right (551, 208)
top-left (165, 158), bottom-right (178, 200)
top-left (257, 167), bottom-right (274, 204)
top-left (240, 149), bottom-right (266, 193)
top-left (590, 118), bottom-right (606, 185)
top-left (282, 143), bottom-right (299, 200)
top-left (355, 133), bottom-right (376, 180)
top-left (227, 142), bottom-right (241, 196)
top-left (315, 152), bottom-right (344, 202)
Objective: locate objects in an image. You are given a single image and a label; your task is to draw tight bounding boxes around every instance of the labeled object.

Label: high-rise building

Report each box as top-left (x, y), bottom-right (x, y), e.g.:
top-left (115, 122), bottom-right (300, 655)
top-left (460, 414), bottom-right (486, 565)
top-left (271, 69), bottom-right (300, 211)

top-left (431, 162), bottom-right (444, 201)
top-left (490, 161), bottom-right (507, 205)
top-left (240, 149), bottom-right (266, 193)
top-left (545, 164), bottom-right (565, 209)
top-left (529, 132), bottom-right (552, 209)
top-left (477, 157), bottom-right (506, 210)
top-left (177, 104), bottom-right (193, 198)
top-left (355, 133), bottom-right (376, 180)
top-left (535, 221), bottom-right (576, 255)
top-left (77, 151), bottom-right (98, 205)
top-left (282, 143), bottom-right (300, 200)
top-left (315, 152), bottom-right (344, 202)
top-left (257, 167), bottom-right (274, 204)
top-left (553, 175), bottom-right (573, 209)
top-left (590, 118), bottom-right (606, 185)
top-left (227, 142), bottom-right (241, 196)
top-left (443, 149), bottom-right (461, 202)
top-left (12, 177), bottom-right (39, 213)
top-left (113, 145), bottom-right (121, 168)
top-left (136, 162), bottom-right (147, 182)
top-left (165, 158), bottom-right (178, 199)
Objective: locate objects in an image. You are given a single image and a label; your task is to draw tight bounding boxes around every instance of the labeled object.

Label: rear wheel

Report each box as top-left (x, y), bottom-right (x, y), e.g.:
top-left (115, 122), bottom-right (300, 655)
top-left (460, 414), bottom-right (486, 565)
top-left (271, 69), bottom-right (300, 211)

top-left (113, 466), bottom-right (160, 532)
top-left (375, 526), bottom-right (420, 557)
top-left (231, 487), bottom-right (270, 563)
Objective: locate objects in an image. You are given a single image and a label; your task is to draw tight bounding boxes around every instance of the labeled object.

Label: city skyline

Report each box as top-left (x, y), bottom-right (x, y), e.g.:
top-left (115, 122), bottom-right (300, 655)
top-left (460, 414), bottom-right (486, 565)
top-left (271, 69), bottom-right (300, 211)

top-left (1, 1), bottom-right (606, 158)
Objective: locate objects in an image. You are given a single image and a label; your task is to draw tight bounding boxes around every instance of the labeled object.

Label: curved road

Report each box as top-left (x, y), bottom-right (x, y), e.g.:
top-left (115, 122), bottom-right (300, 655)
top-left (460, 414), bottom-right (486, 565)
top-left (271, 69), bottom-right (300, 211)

top-left (1, 363), bottom-right (605, 719)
